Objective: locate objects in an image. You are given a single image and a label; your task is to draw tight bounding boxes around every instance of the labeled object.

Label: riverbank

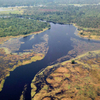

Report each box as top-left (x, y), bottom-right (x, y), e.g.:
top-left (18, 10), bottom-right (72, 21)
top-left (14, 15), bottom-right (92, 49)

top-left (0, 27), bottom-right (49, 92)
top-left (31, 50), bottom-right (100, 100)
top-left (0, 21), bottom-right (100, 100)
top-left (0, 27), bottom-right (49, 45)
top-left (0, 50), bottom-right (45, 92)
top-left (73, 23), bottom-right (100, 41)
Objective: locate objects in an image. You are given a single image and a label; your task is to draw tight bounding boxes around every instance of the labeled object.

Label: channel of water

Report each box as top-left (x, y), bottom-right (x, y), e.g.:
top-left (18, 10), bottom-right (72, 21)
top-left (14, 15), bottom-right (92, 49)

top-left (0, 23), bottom-right (100, 100)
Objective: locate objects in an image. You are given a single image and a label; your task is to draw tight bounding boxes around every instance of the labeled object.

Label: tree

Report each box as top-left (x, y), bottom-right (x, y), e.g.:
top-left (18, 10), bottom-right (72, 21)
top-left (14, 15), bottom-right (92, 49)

top-left (71, 60), bottom-right (75, 64)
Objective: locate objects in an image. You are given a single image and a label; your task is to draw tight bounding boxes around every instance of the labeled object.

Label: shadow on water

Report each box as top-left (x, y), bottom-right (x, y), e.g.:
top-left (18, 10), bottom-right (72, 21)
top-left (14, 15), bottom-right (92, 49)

top-left (0, 23), bottom-right (100, 100)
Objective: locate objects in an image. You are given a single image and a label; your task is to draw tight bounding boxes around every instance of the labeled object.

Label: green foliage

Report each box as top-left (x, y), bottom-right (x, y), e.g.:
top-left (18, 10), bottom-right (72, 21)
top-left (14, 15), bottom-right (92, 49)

top-left (0, 0), bottom-right (100, 7)
top-left (0, 18), bottom-right (50, 37)
top-left (68, 85), bottom-right (70, 89)
top-left (80, 32), bottom-right (83, 35)
top-left (71, 60), bottom-right (75, 64)
top-left (22, 5), bottom-right (100, 30)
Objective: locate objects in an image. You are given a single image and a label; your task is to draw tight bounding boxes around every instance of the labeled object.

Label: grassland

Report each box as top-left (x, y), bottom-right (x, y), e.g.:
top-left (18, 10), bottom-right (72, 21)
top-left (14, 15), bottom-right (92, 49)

top-left (0, 47), bottom-right (45, 92)
top-left (31, 50), bottom-right (100, 100)
top-left (74, 23), bottom-right (100, 40)
top-left (0, 7), bottom-right (24, 15)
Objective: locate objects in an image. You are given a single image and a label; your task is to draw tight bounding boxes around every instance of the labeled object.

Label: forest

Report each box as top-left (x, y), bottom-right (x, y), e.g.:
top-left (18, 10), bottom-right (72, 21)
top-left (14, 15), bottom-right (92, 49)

top-left (15, 5), bottom-right (99, 38)
top-left (0, 1), bottom-right (100, 100)
top-left (0, 0), bottom-right (100, 7)
top-left (0, 18), bottom-right (50, 37)
top-left (21, 5), bottom-right (100, 28)
top-left (0, 4), bottom-right (100, 37)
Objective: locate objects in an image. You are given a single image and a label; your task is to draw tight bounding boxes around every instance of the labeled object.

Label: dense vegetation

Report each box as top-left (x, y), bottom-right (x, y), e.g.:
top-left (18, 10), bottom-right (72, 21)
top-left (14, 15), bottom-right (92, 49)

top-left (0, 1), bottom-right (100, 99)
top-left (22, 5), bottom-right (100, 29)
top-left (1, 4), bottom-right (100, 38)
top-left (14, 5), bottom-right (99, 39)
top-left (0, 0), bottom-right (100, 7)
top-left (1, 2), bottom-right (100, 30)
top-left (0, 18), bottom-right (50, 37)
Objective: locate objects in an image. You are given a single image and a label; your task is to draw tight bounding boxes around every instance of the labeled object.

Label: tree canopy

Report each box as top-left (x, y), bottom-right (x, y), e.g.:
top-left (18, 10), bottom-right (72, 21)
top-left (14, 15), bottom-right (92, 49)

top-left (0, 18), bottom-right (50, 37)
top-left (0, 0), bottom-right (100, 7)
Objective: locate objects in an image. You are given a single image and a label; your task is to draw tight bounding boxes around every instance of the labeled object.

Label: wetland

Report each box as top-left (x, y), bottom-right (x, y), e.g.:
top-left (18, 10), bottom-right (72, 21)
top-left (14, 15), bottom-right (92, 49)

top-left (0, 2), bottom-right (100, 100)
top-left (0, 22), bottom-right (100, 100)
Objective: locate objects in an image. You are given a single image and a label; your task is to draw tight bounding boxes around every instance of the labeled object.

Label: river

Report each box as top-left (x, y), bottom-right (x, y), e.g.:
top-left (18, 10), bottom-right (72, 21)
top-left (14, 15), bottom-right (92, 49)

top-left (0, 23), bottom-right (100, 100)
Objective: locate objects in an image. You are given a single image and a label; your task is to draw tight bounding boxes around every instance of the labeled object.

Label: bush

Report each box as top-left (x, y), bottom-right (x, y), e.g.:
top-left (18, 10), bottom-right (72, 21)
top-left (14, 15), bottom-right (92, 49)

top-left (80, 32), bottom-right (83, 35)
top-left (71, 60), bottom-right (75, 64)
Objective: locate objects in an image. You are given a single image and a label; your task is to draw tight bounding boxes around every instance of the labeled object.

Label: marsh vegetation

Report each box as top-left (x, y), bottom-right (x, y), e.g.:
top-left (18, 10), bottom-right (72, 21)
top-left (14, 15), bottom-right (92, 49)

top-left (31, 50), bottom-right (100, 100)
top-left (0, 1), bottom-right (100, 100)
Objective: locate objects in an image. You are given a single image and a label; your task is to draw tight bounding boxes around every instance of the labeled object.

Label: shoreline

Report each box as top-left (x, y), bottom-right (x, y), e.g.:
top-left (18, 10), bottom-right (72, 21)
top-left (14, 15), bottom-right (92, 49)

top-left (0, 53), bottom-right (45, 92)
top-left (0, 27), bottom-right (49, 45)
top-left (0, 21), bottom-right (100, 94)
top-left (31, 49), bottom-right (100, 99)
top-left (0, 27), bottom-right (49, 92)
top-left (73, 23), bottom-right (100, 41)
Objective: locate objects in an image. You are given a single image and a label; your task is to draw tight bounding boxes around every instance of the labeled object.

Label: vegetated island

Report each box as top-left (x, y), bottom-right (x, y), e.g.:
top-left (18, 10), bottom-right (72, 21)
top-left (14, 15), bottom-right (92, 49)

top-left (31, 50), bottom-right (100, 100)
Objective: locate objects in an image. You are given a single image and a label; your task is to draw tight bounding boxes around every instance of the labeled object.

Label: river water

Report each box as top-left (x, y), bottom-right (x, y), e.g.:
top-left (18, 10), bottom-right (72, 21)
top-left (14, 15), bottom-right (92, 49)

top-left (0, 23), bottom-right (100, 100)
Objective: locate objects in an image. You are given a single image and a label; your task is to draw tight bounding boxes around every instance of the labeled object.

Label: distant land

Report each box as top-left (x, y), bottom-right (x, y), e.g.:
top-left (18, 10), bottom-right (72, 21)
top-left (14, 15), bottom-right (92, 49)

top-left (0, 0), bottom-right (100, 7)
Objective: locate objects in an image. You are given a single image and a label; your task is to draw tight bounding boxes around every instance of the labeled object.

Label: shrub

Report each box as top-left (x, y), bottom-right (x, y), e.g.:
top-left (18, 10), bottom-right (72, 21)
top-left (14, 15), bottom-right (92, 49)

top-left (71, 60), bottom-right (75, 64)
top-left (80, 32), bottom-right (83, 35)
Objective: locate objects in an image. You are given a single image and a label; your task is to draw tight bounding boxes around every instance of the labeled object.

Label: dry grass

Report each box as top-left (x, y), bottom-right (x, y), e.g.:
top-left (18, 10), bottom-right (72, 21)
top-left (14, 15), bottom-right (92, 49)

top-left (31, 50), bottom-right (100, 100)
top-left (0, 48), bottom-right (44, 92)
top-left (74, 23), bottom-right (100, 40)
